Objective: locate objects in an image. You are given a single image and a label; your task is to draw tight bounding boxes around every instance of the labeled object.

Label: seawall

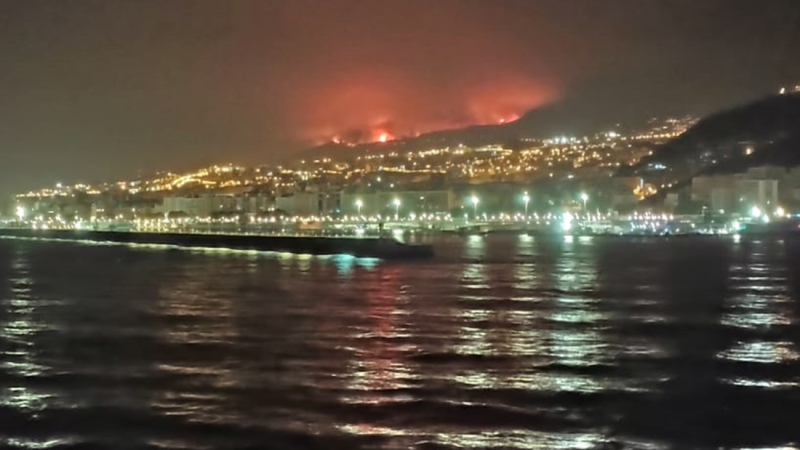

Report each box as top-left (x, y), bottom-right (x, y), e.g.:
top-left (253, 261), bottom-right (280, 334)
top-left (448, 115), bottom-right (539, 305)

top-left (0, 228), bottom-right (434, 260)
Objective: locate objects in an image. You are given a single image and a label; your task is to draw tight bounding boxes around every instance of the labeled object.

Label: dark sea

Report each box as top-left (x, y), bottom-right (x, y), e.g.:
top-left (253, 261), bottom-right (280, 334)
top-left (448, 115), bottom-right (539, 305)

top-left (1, 234), bottom-right (799, 450)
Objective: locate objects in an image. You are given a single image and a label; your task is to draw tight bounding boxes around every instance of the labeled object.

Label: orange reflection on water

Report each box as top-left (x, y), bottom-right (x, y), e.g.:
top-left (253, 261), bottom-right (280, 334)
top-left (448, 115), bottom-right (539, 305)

top-left (345, 266), bottom-right (417, 396)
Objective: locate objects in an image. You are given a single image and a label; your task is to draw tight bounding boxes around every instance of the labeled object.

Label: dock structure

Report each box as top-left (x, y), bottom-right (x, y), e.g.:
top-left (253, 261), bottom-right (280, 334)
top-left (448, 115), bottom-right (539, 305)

top-left (0, 228), bottom-right (434, 260)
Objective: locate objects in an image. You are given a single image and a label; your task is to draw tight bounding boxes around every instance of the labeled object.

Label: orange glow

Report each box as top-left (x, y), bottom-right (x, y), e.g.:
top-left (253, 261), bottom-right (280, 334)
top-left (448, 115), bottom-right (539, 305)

top-left (286, 54), bottom-right (560, 145)
top-left (378, 132), bottom-right (390, 143)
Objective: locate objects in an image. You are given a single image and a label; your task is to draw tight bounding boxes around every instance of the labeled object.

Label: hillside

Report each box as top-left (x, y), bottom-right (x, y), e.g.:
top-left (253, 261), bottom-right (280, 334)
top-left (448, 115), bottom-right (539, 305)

top-left (291, 99), bottom-right (620, 162)
top-left (625, 93), bottom-right (800, 179)
top-left (293, 122), bottom-right (524, 163)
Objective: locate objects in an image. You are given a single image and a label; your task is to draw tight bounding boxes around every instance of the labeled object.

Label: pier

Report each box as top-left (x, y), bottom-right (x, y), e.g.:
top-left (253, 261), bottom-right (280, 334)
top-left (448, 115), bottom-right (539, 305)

top-left (0, 228), bottom-right (434, 260)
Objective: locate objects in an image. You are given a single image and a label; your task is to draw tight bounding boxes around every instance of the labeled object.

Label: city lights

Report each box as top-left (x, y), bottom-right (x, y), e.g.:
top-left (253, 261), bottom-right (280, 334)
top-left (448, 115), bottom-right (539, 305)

top-left (523, 192), bottom-right (530, 217)
top-left (3, 9), bottom-right (799, 445)
top-left (3, 111), bottom-right (788, 243)
top-left (562, 211), bottom-right (573, 232)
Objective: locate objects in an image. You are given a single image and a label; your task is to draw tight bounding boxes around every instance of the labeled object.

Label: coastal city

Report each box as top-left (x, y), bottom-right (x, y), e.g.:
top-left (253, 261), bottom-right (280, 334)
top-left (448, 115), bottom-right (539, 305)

top-left (3, 111), bottom-right (799, 239)
top-left (4, 2), bottom-right (800, 450)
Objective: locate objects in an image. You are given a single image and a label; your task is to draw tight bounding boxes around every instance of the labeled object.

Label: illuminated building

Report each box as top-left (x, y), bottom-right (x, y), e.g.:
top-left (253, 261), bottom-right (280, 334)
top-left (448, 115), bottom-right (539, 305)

top-left (691, 169), bottom-right (780, 213)
top-left (160, 194), bottom-right (240, 217)
top-left (275, 192), bottom-right (339, 216)
top-left (340, 190), bottom-right (456, 216)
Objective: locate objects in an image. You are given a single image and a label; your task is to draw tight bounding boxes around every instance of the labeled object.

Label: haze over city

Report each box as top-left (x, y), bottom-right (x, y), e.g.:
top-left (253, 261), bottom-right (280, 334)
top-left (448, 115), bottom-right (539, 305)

top-left (1, 0), bottom-right (799, 192)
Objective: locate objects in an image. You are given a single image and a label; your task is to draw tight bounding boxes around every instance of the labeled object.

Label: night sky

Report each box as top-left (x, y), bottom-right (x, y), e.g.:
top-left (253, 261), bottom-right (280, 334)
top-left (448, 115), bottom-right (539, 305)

top-left (1, 0), bottom-right (799, 192)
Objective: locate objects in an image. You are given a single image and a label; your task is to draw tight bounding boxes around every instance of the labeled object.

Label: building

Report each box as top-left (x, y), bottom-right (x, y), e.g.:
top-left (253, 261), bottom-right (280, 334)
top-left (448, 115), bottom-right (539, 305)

top-left (691, 167), bottom-right (781, 213)
top-left (161, 196), bottom-right (207, 217)
top-left (340, 190), bottom-right (456, 216)
top-left (737, 179), bottom-right (778, 211)
top-left (275, 192), bottom-right (339, 216)
top-left (160, 194), bottom-right (239, 217)
top-left (236, 194), bottom-right (273, 214)
top-left (691, 174), bottom-right (735, 203)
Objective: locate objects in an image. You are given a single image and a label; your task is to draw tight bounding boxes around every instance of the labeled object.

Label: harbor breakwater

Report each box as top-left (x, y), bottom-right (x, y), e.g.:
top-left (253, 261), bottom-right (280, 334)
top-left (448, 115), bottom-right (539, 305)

top-left (0, 228), bottom-right (434, 259)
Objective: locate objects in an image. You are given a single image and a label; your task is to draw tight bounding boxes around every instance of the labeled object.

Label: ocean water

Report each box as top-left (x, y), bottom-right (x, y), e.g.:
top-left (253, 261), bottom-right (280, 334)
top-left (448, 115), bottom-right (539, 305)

top-left (1, 235), bottom-right (799, 450)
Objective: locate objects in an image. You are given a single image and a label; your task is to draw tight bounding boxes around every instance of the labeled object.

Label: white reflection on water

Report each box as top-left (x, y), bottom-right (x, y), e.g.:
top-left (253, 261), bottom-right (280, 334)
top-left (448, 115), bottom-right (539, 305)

top-left (721, 291), bottom-right (794, 330)
top-left (0, 247), bottom-right (53, 413)
top-left (296, 252), bottom-right (313, 272)
top-left (337, 425), bottom-right (669, 450)
top-left (150, 262), bottom-right (240, 425)
top-left (276, 251), bottom-right (295, 270)
top-left (549, 241), bottom-right (608, 369)
top-left (429, 429), bottom-right (667, 450)
top-left (718, 244), bottom-right (799, 389)
top-left (463, 234), bottom-right (485, 261)
top-left (734, 446), bottom-right (800, 450)
top-left (718, 341), bottom-right (799, 364)
top-left (448, 236), bottom-right (618, 395)
top-left (723, 259), bottom-right (793, 331)
top-left (1, 437), bottom-right (80, 449)
top-left (461, 262), bottom-right (489, 290)
top-left (722, 378), bottom-right (800, 389)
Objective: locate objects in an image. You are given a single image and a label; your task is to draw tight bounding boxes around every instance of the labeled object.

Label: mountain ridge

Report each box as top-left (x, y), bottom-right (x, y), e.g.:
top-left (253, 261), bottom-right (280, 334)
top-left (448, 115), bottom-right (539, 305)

top-left (626, 92), bottom-right (800, 179)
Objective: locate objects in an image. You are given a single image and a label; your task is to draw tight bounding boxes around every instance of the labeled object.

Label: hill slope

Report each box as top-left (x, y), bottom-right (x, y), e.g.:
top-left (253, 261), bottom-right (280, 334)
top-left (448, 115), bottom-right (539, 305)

top-left (625, 93), bottom-right (800, 178)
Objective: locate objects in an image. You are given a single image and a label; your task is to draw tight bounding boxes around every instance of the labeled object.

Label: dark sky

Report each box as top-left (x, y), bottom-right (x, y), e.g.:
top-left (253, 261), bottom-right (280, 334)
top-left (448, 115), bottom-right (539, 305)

top-left (1, 0), bottom-right (799, 192)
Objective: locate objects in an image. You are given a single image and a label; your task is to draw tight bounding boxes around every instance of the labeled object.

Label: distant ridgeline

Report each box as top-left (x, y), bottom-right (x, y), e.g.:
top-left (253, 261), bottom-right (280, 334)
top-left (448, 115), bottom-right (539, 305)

top-left (619, 93), bottom-right (800, 184)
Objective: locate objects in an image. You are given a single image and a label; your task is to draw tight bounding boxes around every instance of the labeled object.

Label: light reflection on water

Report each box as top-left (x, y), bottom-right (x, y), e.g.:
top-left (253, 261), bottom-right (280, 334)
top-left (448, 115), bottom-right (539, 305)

top-left (719, 341), bottom-right (799, 364)
top-left (717, 241), bottom-right (800, 393)
top-left (0, 246), bottom-right (54, 416)
top-left (0, 236), bottom-right (799, 449)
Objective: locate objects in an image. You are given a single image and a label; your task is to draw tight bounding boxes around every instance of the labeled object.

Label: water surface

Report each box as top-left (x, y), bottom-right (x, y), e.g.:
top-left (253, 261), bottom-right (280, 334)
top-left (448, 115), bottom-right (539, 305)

top-left (1, 235), bottom-right (799, 449)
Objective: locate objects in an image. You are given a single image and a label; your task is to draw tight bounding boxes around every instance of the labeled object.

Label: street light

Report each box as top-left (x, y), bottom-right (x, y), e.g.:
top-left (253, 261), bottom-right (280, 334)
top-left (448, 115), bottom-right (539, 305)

top-left (15, 206), bottom-right (25, 221)
top-left (580, 192), bottom-right (589, 211)
top-left (393, 198), bottom-right (401, 219)
top-left (355, 199), bottom-right (363, 216)
top-left (471, 195), bottom-right (479, 217)
top-left (562, 211), bottom-right (573, 232)
top-left (523, 192), bottom-right (530, 217)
